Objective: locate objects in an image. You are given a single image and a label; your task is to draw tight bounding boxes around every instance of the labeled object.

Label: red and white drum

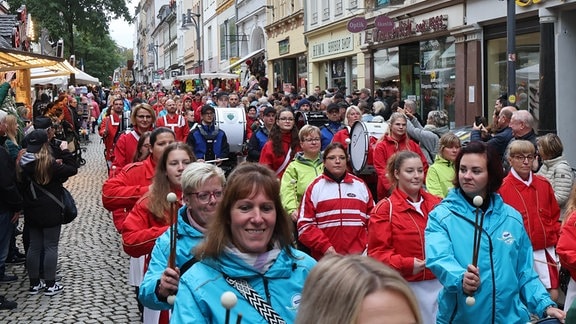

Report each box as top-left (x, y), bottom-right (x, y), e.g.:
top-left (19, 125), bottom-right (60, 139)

top-left (215, 107), bottom-right (246, 153)
top-left (349, 121), bottom-right (388, 174)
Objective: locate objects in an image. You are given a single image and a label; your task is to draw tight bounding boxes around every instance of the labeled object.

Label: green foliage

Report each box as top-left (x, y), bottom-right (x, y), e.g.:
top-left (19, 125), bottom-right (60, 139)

top-left (6, 0), bottom-right (132, 87)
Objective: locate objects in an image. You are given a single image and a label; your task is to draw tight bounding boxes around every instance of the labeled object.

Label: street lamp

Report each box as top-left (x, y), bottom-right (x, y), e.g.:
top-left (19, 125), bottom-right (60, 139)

top-left (147, 43), bottom-right (159, 81)
top-left (182, 9), bottom-right (202, 90)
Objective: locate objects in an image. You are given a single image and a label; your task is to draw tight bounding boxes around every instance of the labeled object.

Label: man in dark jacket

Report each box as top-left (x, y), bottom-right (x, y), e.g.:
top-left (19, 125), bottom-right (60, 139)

top-left (0, 145), bottom-right (22, 309)
top-left (470, 106), bottom-right (516, 160)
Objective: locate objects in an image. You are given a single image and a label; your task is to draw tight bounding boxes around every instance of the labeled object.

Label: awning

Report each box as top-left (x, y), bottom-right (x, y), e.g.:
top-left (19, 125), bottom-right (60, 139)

top-left (31, 60), bottom-right (100, 85)
top-left (219, 49), bottom-right (265, 73)
top-left (0, 48), bottom-right (65, 72)
top-left (176, 72), bottom-right (239, 80)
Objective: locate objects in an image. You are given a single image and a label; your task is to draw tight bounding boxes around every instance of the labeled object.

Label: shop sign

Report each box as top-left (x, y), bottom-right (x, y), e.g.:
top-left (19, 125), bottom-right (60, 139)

top-left (372, 15), bottom-right (448, 42)
top-left (311, 35), bottom-right (354, 59)
top-left (347, 17), bottom-right (367, 33)
top-left (375, 15), bottom-right (394, 33)
top-left (279, 39), bottom-right (290, 55)
top-left (516, 0), bottom-right (543, 6)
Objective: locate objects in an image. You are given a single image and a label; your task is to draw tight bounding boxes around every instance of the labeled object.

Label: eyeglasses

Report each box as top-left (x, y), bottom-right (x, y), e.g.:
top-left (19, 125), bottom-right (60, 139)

top-left (279, 117), bottom-right (294, 122)
top-left (137, 115), bottom-right (153, 119)
top-left (303, 138), bottom-right (321, 143)
top-left (511, 154), bottom-right (536, 162)
top-left (188, 190), bottom-right (223, 203)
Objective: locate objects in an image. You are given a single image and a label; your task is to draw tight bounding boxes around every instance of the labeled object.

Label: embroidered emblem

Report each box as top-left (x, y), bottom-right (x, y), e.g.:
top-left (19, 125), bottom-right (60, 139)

top-left (498, 231), bottom-right (515, 245)
top-left (347, 193), bottom-right (357, 198)
top-left (286, 294), bottom-right (301, 311)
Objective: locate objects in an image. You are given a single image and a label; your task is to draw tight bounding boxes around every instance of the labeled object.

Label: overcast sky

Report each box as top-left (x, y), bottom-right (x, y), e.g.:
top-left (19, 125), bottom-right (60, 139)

top-left (109, 16), bottom-right (134, 49)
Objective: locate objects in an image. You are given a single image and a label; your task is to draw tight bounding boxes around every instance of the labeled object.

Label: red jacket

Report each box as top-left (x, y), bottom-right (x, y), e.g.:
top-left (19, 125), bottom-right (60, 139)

top-left (297, 172), bottom-right (374, 260)
top-left (112, 130), bottom-right (142, 170)
top-left (156, 113), bottom-right (187, 142)
top-left (121, 191), bottom-right (182, 258)
top-left (99, 113), bottom-right (122, 162)
top-left (557, 211), bottom-right (576, 281)
top-left (499, 172), bottom-right (561, 250)
top-left (259, 132), bottom-right (301, 179)
top-left (192, 101), bottom-right (203, 123)
top-left (373, 134), bottom-right (429, 200)
top-left (101, 157), bottom-right (156, 232)
top-left (368, 189), bottom-right (441, 281)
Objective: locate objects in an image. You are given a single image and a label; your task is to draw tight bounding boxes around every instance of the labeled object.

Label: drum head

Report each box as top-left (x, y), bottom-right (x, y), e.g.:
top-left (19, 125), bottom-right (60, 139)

top-left (214, 108), bottom-right (246, 153)
top-left (349, 121), bottom-right (369, 173)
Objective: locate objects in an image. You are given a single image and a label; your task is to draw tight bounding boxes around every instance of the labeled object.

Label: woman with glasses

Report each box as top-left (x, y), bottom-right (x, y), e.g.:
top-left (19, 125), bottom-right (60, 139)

top-left (171, 163), bottom-right (316, 323)
top-left (112, 103), bottom-right (156, 170)
top-left (122, 142), bottom-right (195, 323)
top-left (139, 162), bottom-right (225, 323)
top-left (280, 125), bottom-right (323, 251)
top-left (259, 108), bottom-right (300, 178)
top-left (297, 142), bottom-right (374, 260)
top-left (499, 140), bottom-right (561, 301)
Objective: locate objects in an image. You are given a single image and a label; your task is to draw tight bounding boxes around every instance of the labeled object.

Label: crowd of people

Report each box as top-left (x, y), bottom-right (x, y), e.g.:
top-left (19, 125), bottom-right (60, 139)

top-left (1, 79), bottom-right (575, 323)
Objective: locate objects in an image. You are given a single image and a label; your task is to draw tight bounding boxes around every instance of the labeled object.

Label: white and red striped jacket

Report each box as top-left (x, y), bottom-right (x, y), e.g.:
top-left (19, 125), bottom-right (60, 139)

top-left (297, 172), bottom-right (374, 260)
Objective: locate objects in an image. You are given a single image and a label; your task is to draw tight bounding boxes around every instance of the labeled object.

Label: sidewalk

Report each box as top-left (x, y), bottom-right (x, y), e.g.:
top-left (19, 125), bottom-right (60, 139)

top-left (0, 134), bottom-right (141, 323)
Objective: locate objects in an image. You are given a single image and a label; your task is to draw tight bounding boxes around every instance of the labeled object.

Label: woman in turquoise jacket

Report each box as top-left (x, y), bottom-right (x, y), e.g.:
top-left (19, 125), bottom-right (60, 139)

top-left (425, 141), bottom-right (564, 323)
top-left (172, 163), bottom-right (316, 323)
top-left (138, 162), bottom-right (226, 323)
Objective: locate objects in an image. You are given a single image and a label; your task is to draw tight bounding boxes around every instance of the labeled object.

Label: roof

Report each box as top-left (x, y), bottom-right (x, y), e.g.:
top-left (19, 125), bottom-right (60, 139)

top-left (0, 14), bottom-right (17, 49)
top-left (0, 47), bottom-right (65, 72)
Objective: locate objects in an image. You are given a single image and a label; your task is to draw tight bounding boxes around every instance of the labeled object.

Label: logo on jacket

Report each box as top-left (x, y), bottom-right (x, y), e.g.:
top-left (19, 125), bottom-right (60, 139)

top-left (498, 231), bottom-right (515, 245)
top-left (347, 193), bottom-right (357, 198)
top-left (286, 294), bottom-right (301, 311)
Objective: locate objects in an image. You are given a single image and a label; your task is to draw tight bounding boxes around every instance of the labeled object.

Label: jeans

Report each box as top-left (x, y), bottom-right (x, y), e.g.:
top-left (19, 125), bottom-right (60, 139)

top-left (0, 210), bottom-right (14, 277)
top-left (26, 225), bottom-right (61, 286)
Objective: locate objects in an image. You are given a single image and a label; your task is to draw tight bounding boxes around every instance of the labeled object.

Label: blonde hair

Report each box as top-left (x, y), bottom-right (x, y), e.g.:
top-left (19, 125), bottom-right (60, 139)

top-left (506, 139), bottom-right (535, 159)
top-left (438, 132), bottom-right (461, 159)
top-left (296, 255), bottom-right (422, 324)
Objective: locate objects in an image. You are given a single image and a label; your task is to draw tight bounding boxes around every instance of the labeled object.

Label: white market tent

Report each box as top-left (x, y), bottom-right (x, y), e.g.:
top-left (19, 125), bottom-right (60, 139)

top-left (30, 60), bottom-right (100, 85)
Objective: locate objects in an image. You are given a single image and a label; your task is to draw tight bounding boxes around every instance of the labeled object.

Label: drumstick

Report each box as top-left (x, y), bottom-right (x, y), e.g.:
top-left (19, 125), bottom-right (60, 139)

top-left (221, 291), bottom-right (238, 324)
top-left (166, 192), bottom-right (178, 305)
top-left (466, 195), bottom-right (484, 307)
top-left (204, 157), bottom-right (230, 164)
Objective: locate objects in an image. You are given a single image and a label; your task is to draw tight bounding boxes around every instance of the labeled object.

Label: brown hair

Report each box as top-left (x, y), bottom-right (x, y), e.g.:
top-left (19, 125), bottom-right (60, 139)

top-left (195, 162), bottom-right (295, 258)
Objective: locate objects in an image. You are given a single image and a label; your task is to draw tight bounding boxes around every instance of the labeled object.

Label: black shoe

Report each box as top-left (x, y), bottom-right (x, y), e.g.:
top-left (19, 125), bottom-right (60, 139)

top-left (0, 275), bottom-right (18, 283)
top-left (6, 255), bottom-right (26, 264)
top-left (0, 296), bottom-right (16, 310)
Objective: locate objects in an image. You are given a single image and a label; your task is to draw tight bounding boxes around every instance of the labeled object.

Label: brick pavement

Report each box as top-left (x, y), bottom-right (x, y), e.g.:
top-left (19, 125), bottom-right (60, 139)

top-left (0, 134), bottom-right (141, 323)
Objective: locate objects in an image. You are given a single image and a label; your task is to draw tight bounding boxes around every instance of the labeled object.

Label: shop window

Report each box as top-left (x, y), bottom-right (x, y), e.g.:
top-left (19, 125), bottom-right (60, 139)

top-left (485, 32), bottom-right (540, 125)
top-left (331, 59), bottom-right (346, 90)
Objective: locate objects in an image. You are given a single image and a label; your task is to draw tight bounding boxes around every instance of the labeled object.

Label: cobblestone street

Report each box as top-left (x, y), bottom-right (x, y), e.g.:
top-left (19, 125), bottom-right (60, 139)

top-left (0, 134), bottom-right (141, 323)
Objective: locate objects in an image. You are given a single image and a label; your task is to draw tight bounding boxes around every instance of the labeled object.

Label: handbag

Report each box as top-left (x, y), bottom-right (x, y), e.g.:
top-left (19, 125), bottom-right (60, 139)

top-left (31, 182), bottom-right (78, 224)
top-left (225, 275), bottom-right (286, 324)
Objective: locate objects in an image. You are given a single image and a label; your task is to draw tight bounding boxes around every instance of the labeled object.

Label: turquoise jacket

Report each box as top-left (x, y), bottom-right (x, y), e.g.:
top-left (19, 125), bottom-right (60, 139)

top-left (171, 248), bottom-right (316, 323)
top-left (139, 206), bottom-right (203, 310)
top-left (425, 189), bottom-right (555, 323)
top-left (425, 154), bottom-right (455, 198)
top-left (280, 152), bottom-right (323, 215)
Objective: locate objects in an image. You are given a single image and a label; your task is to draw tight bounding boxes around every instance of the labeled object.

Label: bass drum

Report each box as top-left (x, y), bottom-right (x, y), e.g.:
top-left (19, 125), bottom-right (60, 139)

top-left (349, 121), bottom-right (388, 174)
top-left (215, 107), bottom-right (246, 153)
top-left (295, 111), bottom-right (329, 129)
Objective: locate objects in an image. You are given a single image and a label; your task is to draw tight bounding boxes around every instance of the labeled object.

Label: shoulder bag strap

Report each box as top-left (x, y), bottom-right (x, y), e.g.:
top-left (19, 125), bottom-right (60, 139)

top-left (224, 275), bottom-right (286, 324)
top-left (275, 148), bottom-right (292, 176)
top-left (31, 182), bottom-right (64, 209)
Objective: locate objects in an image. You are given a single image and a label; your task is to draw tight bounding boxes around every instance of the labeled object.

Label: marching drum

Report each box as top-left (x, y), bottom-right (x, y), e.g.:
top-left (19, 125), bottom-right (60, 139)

top-left (214, 107), bottom-right (246, 153)
top-left (349, 121), bottom-right (388, 174)
top-left (295, 111), bottom-right (329, 129)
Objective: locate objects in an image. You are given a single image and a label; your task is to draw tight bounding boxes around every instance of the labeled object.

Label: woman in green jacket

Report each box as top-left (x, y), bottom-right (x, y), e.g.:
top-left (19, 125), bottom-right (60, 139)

top-left (425, 132), bottom-right (460, 198)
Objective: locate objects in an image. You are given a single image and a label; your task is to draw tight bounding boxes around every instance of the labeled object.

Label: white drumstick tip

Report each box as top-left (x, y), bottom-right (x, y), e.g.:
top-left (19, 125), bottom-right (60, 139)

top-left (166, 192), bottom-right (178, 203)
top-left (345, 138), bottom-right (351, 144)
top-left (465, 296), bottom-right (475, 306)
top-left (473, 195), bottom-right (483, 208)
top-left (167, 295), bottom-right (176, 305)
top-left (221, 291), bottom-right (237, 309)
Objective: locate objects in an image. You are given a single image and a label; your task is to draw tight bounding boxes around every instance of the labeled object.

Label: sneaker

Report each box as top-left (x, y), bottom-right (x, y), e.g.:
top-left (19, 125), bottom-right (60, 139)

top-left (44, 283), bottom-right (63, 296)
top-left (0, 296), bottom-right (17, 310)
top-left (0, 275), bottom-right (18, 284)
top-left (28, 281), bottom-right (46, 295)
